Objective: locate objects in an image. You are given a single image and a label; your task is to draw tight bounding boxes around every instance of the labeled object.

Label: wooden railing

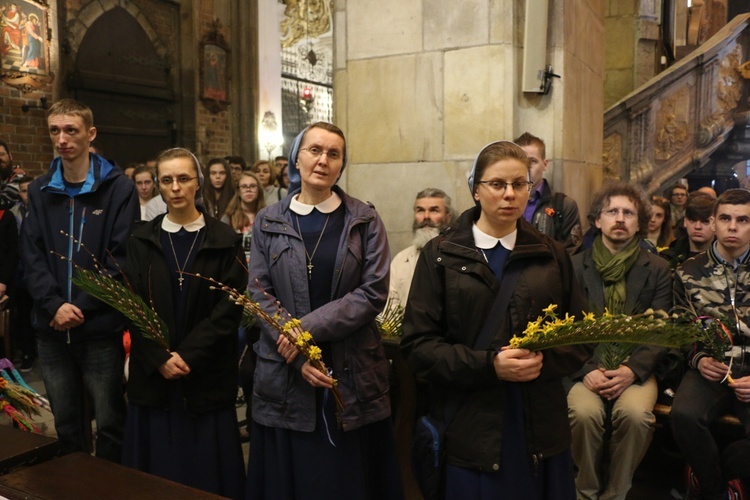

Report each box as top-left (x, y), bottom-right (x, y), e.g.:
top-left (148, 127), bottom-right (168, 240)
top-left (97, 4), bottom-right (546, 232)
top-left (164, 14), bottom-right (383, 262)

top-left (603, 14), bottom-right (750, 194)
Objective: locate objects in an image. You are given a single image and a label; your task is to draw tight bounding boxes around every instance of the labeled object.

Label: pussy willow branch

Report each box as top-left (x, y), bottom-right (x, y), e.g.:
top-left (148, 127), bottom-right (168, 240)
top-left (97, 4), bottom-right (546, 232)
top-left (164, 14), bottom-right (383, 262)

top-left (187, 273), bottom-right (345, 411)
top-left (53, 231), bottom-right (169, 350)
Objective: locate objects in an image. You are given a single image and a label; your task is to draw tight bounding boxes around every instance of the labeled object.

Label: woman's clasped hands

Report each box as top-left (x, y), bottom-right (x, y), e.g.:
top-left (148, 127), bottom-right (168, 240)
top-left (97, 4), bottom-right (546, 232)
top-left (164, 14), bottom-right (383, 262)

top-left (495, 347), bottom-right (543, 382)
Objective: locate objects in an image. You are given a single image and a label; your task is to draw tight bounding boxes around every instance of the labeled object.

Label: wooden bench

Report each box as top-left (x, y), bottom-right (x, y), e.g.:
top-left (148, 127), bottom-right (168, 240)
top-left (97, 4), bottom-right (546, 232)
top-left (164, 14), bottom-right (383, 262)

top-left (0, 453), bottom-right (227, 499)
top-left (0, 425), bottom-right (59, 475)
top-left (653, 403), bottom-right (742, 430)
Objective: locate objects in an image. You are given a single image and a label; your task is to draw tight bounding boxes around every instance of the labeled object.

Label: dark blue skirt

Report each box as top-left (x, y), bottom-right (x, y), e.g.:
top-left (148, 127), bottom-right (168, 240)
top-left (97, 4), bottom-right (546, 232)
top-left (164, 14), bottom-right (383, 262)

top-left (246, 390), bottom-right (403, 500)
top-left (122, 386), bottom-right (245, 499)
top-left (444, 383), bottom-right (575, 500)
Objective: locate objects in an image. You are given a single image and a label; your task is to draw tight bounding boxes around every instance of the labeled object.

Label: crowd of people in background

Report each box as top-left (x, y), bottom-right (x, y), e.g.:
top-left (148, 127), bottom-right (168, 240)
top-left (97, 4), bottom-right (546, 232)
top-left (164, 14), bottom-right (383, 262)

top-left (6, 99), bottom-right (750, 500)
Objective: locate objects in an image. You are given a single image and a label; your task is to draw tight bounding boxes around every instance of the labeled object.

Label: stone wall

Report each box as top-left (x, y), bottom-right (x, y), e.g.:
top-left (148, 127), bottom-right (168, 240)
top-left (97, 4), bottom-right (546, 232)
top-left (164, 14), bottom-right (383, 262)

top-left (604, 0), bottom-right (660, 108)
top-left (0, 87), bottom-right (52, 174)
top-left (335, 0), bottom-right (605, 255)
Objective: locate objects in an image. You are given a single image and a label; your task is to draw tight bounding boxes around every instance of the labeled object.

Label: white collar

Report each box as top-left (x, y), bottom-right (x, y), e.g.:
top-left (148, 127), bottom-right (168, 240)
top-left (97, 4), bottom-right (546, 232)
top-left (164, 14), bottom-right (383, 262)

top-left (472, 223), bottom-right (516, 251)
top-left (290, 192), bottom-right (342, 215)
top-left (161, 213), bottom-right (206, 233)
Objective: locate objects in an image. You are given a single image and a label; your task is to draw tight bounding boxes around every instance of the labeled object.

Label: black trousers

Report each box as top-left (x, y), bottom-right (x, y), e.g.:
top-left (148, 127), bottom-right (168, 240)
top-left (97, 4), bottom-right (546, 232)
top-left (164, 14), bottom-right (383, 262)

top-left (671, 369), bottom-right (750, 499)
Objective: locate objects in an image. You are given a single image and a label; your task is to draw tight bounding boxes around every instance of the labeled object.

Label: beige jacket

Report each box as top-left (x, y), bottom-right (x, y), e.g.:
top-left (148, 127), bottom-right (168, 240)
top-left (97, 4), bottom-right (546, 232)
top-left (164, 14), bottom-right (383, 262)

top-left (389, 244), bottom-right (421, 308)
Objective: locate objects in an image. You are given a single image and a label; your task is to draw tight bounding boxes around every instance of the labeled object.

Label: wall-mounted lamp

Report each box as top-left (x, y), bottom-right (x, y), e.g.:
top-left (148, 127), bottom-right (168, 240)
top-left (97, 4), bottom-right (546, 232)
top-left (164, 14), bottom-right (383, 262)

top-left (301, 86), bottom-right (313, 102)
top-left (21, 97), bottom-right (47, 113)
top-left (260, 111), bottom-right (283, 161)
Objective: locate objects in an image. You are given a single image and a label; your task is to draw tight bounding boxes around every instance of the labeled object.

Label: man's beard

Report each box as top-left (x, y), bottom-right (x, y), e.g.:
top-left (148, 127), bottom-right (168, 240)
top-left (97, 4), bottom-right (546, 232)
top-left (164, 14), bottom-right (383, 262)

top-left (0, 162), bottom-right (11, 181)
top-left (411, 223), bottom-right (441, 250)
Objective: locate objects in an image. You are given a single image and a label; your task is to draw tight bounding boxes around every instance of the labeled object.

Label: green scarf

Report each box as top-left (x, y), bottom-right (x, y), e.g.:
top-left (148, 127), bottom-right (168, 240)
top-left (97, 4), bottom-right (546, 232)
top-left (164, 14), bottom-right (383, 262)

top-left (592, 235), bottom-right (641, 314)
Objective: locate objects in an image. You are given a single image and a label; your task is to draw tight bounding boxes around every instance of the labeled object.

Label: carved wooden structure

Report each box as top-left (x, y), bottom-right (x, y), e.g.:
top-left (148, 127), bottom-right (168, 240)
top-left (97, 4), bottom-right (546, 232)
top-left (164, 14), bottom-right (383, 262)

top-left (604, 13), bottom-right (750, 194)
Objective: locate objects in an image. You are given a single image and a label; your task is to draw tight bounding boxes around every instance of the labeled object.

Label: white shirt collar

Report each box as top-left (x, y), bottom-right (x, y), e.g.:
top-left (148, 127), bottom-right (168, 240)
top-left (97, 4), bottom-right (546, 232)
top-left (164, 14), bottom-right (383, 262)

top-left (289, 192), bottom-right (342, 215)
top-left (472, 223), bottom-right (517, 251)
top-left (161, 213), bottom-right (206, 233)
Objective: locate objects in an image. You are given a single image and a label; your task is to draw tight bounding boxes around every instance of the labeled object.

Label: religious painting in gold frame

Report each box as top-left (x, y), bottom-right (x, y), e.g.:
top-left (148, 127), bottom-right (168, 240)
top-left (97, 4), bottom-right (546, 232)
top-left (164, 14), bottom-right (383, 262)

top-left (0, 0), bottom-right (53, 91)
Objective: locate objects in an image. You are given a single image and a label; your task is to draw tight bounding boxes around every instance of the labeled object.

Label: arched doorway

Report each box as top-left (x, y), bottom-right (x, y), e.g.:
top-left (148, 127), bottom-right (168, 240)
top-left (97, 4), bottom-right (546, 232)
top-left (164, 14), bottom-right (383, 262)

top-left (66, 6), bottom-right (178, 167)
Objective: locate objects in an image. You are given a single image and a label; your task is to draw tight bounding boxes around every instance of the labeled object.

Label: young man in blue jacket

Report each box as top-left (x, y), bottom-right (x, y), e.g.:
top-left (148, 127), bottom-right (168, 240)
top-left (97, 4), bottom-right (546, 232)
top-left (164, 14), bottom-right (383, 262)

top-left (21, 99), bottom-right (139, 462)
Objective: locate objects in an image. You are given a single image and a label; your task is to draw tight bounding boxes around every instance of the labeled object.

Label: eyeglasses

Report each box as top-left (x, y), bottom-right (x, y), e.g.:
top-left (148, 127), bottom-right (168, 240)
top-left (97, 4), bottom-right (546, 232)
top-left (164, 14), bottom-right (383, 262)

top-left (159, 175), bottom-right (197, 186)
top-left (300, 146), bottom-right (343, 161)
top-left (476, 180), bottom-right (533, 193)
top-left (238, 184), bottom-right (259, 191)
top-left (601, 208), bottom-right (637, 219)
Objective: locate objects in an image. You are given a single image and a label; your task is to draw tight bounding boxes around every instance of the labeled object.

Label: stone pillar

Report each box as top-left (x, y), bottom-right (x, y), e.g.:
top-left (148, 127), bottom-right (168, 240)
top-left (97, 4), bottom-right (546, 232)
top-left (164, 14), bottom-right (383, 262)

top-left (604, 0), bottom-right (661, 108)
top-left (229, 1), bottom-right (258, 162)
top-left (553, 0), bottom-right (606, 227)
top-left (335, 0), bottom-right (605, 254)
top-left (256, 0), bottom-right (283, 161)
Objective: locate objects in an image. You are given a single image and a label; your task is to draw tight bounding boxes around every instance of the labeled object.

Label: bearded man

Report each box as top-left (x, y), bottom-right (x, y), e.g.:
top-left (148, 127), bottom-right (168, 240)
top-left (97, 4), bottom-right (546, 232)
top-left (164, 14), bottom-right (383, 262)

top-left (388, 188), bottom-right (454, 308)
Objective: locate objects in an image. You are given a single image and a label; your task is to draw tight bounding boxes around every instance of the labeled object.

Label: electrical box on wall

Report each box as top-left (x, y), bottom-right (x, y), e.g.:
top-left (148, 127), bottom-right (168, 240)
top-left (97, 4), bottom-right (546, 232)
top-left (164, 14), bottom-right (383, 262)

top-left (521, 0), bottom-right (550, 93)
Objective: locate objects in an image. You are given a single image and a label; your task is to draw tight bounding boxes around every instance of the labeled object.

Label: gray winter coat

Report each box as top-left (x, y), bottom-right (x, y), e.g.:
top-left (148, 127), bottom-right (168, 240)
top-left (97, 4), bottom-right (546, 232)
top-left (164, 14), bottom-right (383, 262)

top-left (249, 186), bottom-right (391, 432)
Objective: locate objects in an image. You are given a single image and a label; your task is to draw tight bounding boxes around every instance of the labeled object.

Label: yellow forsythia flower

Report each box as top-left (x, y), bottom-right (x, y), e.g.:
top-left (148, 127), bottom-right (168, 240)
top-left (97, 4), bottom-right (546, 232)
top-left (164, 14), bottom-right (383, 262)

top-left (542, 304), bottom-right (558, 316)
top-left (525, 321), bottom-right (540, 335)
top-left (308, 345), bottom-right (322, 360)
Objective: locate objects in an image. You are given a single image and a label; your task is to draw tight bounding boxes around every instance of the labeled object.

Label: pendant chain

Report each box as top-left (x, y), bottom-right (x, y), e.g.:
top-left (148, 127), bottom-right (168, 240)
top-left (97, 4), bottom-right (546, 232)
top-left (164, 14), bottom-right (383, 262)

top-left (295, 214), bottom-right (330, 280)
top-left (167, 230), bottom-right (201, 291)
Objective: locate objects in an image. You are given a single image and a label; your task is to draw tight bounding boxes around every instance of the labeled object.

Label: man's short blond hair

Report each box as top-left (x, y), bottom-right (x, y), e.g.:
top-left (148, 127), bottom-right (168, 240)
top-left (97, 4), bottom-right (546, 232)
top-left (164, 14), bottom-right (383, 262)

top-left (47, 98), bottom-right (94, 130)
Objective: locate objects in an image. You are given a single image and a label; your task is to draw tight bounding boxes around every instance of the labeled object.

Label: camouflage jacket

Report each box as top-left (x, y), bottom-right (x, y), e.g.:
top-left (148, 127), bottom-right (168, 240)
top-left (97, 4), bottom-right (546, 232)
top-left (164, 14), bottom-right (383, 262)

top-left (674, 243), bottom-right (750, 373)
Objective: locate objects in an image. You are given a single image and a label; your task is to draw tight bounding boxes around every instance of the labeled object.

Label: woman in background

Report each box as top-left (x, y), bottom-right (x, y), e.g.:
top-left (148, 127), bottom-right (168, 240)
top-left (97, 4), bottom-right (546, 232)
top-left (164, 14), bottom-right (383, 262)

top-left (254, 159), bottom-right (287, 204)
top-left (122, 147), bottom-right (247, 498)
top-left (646, 195), bottom-right (673, 249)
top-left (225, 170), bottom-right (266, 265)
top-left (204, 157), bottom-right (235, 221)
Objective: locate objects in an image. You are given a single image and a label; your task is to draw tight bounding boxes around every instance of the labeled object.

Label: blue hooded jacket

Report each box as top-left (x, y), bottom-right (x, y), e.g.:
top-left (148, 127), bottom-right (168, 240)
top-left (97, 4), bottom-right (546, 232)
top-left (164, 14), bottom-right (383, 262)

top-left (21, 154), bottom-right (139, 342)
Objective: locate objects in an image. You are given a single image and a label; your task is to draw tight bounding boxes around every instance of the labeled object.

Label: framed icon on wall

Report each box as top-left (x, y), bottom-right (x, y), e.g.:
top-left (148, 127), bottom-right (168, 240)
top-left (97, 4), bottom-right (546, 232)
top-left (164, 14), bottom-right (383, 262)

top-left (199, 20), bottom-right (230, 113)
top-left (0, 0), bottom-right (53, 91)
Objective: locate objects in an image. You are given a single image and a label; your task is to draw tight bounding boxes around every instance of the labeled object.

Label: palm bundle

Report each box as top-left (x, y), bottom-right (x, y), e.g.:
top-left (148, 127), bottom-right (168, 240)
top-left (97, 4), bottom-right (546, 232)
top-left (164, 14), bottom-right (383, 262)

top-left (678, 309), bottom-right (735, 382)
top-left (193, 274), bottom-right (345, 411)
top-left (0, 376), bottom-right (41, 432)
top-left (693, 315), bottom-right (734, 361)
top-left (72, 268), bottom-right (169, 350)
top-left (508, 305), bottom-right (706, 355)
top-left (376, 296), bottom-right (404, 338)
top-left (0, 360), bottom-right (50, 412)
top-left (594, 343), bottom-right (636, 371)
